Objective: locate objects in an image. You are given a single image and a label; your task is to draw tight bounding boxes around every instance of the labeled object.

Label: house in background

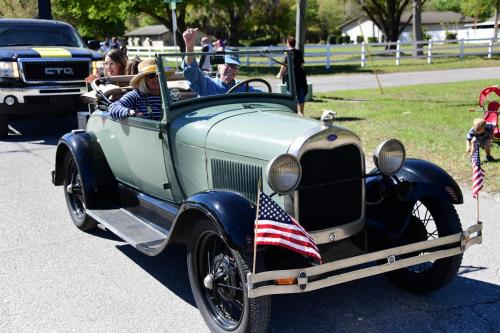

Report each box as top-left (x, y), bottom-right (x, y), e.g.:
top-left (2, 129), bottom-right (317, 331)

top-left (340, 11), bottom-right (474, 43)
top-left (462, 15), bottom-right (500, 40)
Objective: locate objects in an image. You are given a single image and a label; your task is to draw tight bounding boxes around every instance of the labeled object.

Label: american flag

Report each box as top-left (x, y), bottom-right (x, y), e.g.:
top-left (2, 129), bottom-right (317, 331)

top-left (472, 143), bottom-right (484, 199)
top-left (255, 191), bottom-right (321, 262)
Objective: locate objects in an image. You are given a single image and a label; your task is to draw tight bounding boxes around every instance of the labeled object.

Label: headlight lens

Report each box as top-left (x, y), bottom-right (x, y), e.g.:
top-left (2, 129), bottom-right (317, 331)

top-left (373, 139), bottom-right (406, 176)
top-left (0, 61), bottom-right (19, 78)
top-left (91, 60), bottom-right (104, 75)
top-left (267, 154), bottom-right (301, 194)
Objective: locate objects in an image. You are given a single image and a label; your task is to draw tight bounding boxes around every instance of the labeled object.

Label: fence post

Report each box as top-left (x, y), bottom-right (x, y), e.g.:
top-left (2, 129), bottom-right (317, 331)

top-left (246, 46), bottom-right (250, 67)
top-left (148, 47), bottom-right (152, 59)
top-left (427, 40), bottom-right (433, 64)
top-left (326, 44), bottom-right (331, 69)
top-left (396, 40), bottom-right (400, 66)
top-left (361, 42), bottom-right (366, 67)
top-left (488, 38), bottom-right (493, 59)
top-left (460, 39), bottom-right (464, 59)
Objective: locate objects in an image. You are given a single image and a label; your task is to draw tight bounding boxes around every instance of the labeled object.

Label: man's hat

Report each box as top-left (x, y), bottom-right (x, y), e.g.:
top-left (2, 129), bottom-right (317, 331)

top-left (224, 53), bottom-right (241, 66)
top-left (130, 59), bottom-right (174, 88)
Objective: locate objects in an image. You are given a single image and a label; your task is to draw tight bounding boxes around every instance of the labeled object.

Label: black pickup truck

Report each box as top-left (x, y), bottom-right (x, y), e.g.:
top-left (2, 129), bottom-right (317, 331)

top-left (0, 18), bottom-right (102, 137)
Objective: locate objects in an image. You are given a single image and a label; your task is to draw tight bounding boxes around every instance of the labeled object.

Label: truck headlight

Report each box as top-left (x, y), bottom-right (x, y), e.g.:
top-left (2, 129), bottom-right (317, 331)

top-left (373, 139), bottom-right (406, 176)
top-left (0, 61), bottom-right (19, 78)
top-left (267, 154), bottom-right (301, 194)
top-left (91, 60), bottom-right (104, 75)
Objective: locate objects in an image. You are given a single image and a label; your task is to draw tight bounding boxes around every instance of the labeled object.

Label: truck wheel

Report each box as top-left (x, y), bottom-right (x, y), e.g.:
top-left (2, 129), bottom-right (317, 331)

top-left (63, 153), bottom-right (96, 231)
top-left (385, 198), bottom-right (463, 294)
top-left (187, 219), bottom-right (271, 333)
top-left (0, 116), bottom-right (8, 138)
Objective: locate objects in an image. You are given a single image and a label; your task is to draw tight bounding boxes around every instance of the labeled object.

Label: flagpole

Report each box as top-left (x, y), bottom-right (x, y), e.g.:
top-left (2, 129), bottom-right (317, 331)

top-left (253, 178), bottom-right (262, 275)
top-left (357, 19), bottom-right (384, 95)
top-left (476, 195), bottom-right (480, 222)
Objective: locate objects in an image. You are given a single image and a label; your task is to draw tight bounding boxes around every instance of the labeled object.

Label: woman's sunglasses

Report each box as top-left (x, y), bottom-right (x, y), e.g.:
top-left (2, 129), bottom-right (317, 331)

top-left (146, 73), bottom-right (157, 79)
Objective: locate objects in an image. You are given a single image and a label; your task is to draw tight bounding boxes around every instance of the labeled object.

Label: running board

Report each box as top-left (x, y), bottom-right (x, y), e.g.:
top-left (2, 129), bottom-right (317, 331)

top-left (87, 207), bottom-right (169, 256)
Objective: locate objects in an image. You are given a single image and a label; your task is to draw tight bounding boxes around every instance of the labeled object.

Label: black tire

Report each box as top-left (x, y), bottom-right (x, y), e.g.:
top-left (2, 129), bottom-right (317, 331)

top-left (385, 197), bottom-right (463, 294)
top-left (0, 116), bottom-right (8, 138)
top-left (187, 219), bottom-right (271, 333)
top-left (63, 153), bottom-right (96, 231)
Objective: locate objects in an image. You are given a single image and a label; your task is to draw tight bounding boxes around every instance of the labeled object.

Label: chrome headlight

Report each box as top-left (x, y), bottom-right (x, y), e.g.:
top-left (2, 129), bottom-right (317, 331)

top-left (267, 154), bottom-right (302, 194)
top-left (0, 61), bottom-right (19, 78)
top-left (373, 139), bottom-right (406, 176)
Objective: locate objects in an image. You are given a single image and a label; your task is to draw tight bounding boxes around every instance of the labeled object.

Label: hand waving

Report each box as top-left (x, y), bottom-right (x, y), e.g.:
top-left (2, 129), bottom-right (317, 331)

top-left (183, 28), bottom-right (198, 52)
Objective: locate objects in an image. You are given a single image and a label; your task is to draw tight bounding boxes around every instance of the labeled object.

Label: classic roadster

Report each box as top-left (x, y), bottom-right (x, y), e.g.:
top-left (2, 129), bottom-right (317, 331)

top-left (52, 50), bottom-right (482, 332)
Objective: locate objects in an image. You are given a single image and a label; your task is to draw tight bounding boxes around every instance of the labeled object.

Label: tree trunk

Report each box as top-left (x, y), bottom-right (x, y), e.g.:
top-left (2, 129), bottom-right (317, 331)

top-left (37, 0), bottom-right (52, 20)
top-left (413, 0), bottom-right (423, 56)
top-left (296, 0), bottom-right (306, 52)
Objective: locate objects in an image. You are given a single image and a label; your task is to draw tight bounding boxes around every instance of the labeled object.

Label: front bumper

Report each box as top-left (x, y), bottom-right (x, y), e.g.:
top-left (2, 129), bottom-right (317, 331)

top-left (247, 222), bottom-right (482, 298)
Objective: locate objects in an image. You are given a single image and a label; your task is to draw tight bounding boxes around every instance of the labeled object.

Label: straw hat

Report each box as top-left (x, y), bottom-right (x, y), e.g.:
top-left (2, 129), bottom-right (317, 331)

top-left (130, 59), bottom-right (174, 88)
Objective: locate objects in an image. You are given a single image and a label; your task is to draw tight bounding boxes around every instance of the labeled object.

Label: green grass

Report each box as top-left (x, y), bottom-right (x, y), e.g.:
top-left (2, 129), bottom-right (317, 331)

top-left (305, 79), bottom-right (500, 194)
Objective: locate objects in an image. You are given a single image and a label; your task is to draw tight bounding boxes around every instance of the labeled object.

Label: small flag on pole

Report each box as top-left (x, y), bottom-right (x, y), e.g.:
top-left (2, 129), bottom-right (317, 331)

top-left (472, 144), bottom-right (484, 199)
top-left (255, 191), bottom-right (321, 262)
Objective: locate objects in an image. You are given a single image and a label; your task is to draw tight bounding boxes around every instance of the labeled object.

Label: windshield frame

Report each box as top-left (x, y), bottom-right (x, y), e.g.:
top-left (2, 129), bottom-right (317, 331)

top-left (156, 49), bottom-right (297, 123)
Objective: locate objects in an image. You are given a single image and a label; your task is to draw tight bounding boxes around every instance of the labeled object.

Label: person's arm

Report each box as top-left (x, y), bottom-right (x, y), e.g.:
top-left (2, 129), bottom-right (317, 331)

top-left (276, 65), bottom-right (287, 79)
top-left (182, 28), bottom-right (198, 66)
top-left (108, 90), bottom-right (139, 120)
top-left (465, 128), bottom-right (474, 154)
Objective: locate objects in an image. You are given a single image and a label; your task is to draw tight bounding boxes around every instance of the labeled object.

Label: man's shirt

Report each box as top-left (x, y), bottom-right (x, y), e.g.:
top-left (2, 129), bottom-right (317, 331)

top-left (182, 60), bottom-right (258, 96)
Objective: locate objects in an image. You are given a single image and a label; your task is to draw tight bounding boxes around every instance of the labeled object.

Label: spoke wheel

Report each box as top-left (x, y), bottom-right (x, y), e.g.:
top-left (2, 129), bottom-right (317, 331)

top-left (385, 198), bottom-right (463, 294)
top-left (187, 219), bottom-right (270, 333)
top-left (63, 153), bottom-right (96, 231)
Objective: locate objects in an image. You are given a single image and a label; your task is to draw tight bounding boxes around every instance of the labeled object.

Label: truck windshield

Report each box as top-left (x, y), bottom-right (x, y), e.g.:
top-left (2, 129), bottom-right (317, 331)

top-left (0, 25), bottom-right (85, 48)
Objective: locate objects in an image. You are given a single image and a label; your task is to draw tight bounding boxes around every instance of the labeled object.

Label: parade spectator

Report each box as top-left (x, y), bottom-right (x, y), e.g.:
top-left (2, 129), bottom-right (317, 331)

top-left (276, 36), bottom-right (308, 116)
top-left (199, 36), bottom-right (213, 72)
top-left (466, 118), bottom-right (495, 162)
top-left (125, 57), bottom-right (141, 75)
top-left (108, 59), bottom-right (173, 120)
top-left (182, 28), bottom-right (258, 96)
top-left (111, 37), bottom-right (120, 49)
top-left (213, 38), bottom-right (225, 51)
top-left (85, 48), bottom-right (128, 83)
top-left (100, 36), bottom-right (111, 53)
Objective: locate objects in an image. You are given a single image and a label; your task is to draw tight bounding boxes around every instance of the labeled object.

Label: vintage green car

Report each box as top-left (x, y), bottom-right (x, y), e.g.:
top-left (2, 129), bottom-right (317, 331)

top-left (52, 50), bottom-right (482, 332)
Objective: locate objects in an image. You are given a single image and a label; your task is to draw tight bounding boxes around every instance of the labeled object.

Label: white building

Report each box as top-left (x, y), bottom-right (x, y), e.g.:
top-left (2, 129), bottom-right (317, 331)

top-left (340, 11), bottom-right (474, 43)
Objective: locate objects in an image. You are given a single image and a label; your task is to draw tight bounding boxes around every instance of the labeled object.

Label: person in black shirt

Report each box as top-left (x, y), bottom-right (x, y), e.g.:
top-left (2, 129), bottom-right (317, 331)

top-left (277, 36), bottom-right (308, 115)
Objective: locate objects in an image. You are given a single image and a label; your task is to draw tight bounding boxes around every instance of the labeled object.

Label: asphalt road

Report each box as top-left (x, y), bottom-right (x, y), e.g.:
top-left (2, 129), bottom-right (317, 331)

top-left (0, 114), bottom-right (498, 333)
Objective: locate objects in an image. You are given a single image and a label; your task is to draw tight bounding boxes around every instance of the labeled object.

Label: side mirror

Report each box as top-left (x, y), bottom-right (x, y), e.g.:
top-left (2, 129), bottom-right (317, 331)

top-left (87, 40), bottom-right (101, 51)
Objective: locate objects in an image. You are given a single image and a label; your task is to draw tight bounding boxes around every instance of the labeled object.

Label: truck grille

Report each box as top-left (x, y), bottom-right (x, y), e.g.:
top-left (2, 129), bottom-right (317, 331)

top-left (211, 159), bottom-right (262, 202)
top-left (298, 144), bottom-right (363, 231)
top-left (21, 61), bottom-right (89, 82)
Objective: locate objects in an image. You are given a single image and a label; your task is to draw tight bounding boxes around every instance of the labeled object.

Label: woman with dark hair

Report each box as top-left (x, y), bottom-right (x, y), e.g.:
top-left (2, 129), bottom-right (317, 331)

top-left (125, 57), bottom-right (142, 75)
top-left (276, 36), bottom-right (308, 116)
top-left (85, 49), bottom-right (128, 82)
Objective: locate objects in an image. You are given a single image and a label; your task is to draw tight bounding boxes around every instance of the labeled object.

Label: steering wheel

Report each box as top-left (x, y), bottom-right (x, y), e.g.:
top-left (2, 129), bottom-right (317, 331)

top-left (226, 78), bottom-right (272, 94)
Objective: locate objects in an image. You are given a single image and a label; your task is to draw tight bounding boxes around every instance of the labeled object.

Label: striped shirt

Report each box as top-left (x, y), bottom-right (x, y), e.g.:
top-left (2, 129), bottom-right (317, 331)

top-left (108, 89), bottom-right (162, 120)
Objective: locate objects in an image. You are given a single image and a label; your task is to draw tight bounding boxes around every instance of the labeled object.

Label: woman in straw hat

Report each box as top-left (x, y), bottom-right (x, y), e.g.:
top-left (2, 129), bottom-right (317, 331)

top-left (108, 59), bottom-right (173, 120)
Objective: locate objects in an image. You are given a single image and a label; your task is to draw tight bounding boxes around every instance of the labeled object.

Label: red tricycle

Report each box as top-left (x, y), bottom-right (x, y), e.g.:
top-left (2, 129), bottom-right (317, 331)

top-left (470, 86), bottom-right (500, 142)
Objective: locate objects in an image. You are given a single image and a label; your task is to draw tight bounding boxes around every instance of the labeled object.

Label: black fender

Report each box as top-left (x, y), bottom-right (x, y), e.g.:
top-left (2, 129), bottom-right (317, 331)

top-left (53, 130), bottom-right (118, 208)
top-left (170, 190), bottom-right (256, 252)
top-left (365, 158), bottom-right (462, 239)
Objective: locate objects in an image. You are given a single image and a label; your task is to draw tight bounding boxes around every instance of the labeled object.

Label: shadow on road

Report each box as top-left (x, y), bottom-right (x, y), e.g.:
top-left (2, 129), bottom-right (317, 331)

top-left (114, 243), bottom-right (500, 332)
top-left (3, 114), bottom-right (79, 145)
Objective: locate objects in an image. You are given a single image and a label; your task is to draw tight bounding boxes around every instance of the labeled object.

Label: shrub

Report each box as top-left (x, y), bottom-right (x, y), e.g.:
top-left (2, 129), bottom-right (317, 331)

top-left (445, 32), bottom-right (457, 41)
top-left (343, 35), bottom-right (351, 44)
top-left (327, 35), bottom-right (337, 44)
top-left (336, 35), bottom-right (344, 44)
top-left (356, 35), bottom-right (364, 44)
top-left (367, 37), bottom-right (378, 43)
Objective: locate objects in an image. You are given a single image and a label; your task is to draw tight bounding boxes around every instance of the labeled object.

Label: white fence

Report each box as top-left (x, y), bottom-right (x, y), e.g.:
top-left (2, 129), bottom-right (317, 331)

top-left (126, 37), bottom-right (500, 68)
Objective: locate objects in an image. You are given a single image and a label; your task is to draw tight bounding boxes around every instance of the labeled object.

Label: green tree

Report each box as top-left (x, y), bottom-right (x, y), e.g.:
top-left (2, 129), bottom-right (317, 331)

top-left (460, 0), bottom-right (495, 21)
top-left (0, 0), bottom-right (37, 18)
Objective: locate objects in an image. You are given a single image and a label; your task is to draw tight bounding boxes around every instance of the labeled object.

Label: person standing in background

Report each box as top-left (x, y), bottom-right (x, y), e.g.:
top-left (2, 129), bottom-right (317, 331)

top-left (199, 37), bottom-right (213, 72)
top-left (276, 36), bottom-right (308, 116)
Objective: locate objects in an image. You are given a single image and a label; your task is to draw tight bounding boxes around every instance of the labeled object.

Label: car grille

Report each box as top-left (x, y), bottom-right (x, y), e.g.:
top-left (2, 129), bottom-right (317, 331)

top-left (298, 144), bottom-right (363, 231)
top-left (21, 61), bottom-right (90, 82)
top-left (211, 159), bottom-right (262, 202)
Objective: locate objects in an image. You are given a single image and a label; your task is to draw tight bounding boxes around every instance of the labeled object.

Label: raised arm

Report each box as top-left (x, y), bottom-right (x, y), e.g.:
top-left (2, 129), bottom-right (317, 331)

top-left (183, 28), bottom-right (198, 66)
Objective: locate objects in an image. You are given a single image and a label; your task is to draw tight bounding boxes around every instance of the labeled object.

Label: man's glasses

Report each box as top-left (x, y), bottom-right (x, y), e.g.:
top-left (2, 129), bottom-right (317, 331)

top-left (146, 73), bottom-right (157, 79)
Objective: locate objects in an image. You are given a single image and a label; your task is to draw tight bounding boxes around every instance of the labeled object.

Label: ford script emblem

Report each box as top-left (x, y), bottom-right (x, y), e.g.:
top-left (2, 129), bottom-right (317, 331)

top-left (327, 134), bottom-right (337, 142)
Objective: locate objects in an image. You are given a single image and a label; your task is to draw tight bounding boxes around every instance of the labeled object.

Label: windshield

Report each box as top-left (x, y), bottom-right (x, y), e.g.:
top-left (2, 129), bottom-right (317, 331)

top-left (156, 49), bottom-right (295, 107)
top-left (0, 25), bottom-right (85, 48)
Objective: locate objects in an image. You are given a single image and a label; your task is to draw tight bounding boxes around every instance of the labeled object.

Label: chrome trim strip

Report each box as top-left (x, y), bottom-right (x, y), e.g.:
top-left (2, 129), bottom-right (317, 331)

top-left (287, 125), bottom-right (366, 241)
top-left (17, 58), bottom-right (90, 84)
top-left (246, 223), bottom-right (482, 298)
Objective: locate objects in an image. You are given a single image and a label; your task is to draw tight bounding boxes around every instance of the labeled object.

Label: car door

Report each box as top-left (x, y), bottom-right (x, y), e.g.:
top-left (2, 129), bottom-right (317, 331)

top-left (88, 114), bottom-right (174, 201)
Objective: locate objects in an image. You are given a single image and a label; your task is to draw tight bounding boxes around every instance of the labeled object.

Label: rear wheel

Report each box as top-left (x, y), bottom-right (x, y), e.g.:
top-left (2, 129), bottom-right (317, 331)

top-left (0, 116), bottom-right (8, 138)
top-left (385, 198), bottom-right (463, 293)
top-left (187, 219), bottom-right (271, 333)
top-left (63, 153), bottom-right (96, 231)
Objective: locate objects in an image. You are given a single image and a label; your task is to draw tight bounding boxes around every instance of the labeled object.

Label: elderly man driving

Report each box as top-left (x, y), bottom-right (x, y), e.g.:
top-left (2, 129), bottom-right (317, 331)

top-left (182, 28), bottom-right (258, 96)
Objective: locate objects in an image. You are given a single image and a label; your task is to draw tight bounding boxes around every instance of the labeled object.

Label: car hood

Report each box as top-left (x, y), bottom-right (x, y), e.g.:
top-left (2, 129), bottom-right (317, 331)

top-left (171, 102), bottom-right (320, 160)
